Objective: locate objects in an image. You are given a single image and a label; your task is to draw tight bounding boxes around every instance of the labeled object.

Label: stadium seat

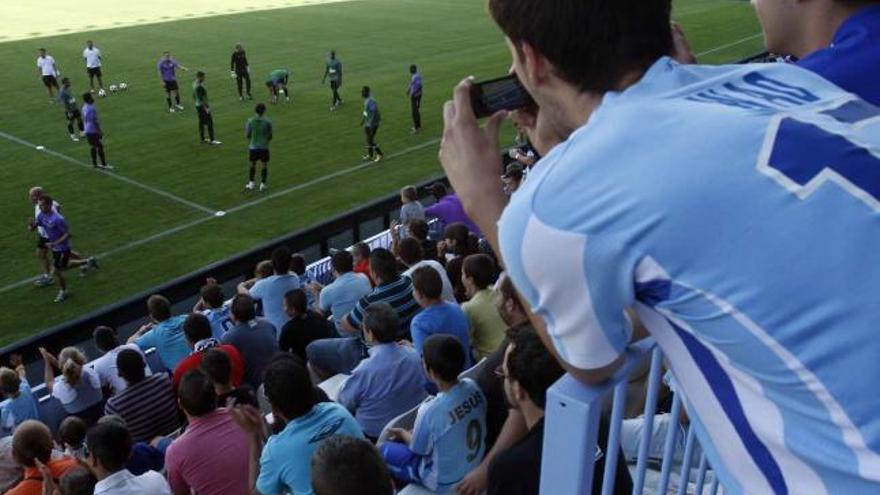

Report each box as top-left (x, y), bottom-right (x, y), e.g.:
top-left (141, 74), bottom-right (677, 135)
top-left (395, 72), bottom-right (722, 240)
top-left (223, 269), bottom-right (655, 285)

top-left (317, 373), bottom-right (349, 402)
top-left (143, 347), bottom-right (165, 374)
top-left (36, 394), bottom-right (67, 435)
top-left (458, 357), bottom-right (487, 382)
top-left (377, 400), bottom-right (424, 446)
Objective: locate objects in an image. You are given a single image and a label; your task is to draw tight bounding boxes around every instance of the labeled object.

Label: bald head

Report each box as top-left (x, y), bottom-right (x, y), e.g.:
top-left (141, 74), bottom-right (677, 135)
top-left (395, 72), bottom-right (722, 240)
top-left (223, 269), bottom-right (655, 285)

top-left (12, 420), bottom-right (52, 467)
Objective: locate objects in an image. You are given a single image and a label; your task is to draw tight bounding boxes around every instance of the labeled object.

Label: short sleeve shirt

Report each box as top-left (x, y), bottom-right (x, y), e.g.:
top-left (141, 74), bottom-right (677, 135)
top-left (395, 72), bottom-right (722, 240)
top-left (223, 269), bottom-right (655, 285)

top-left (249, 274), bottom-right (301, 332)
top-left (37, 56), bottom-right (57, 76)
top-left (319, 272), bottom-right (372, 332)
top-left (83, 47), bottom-right (101, 68)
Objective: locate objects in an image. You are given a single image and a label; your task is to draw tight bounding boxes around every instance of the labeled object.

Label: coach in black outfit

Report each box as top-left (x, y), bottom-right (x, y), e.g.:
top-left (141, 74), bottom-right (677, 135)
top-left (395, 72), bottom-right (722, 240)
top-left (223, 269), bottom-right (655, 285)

top-left (231, 43), bottom-right (252, 100)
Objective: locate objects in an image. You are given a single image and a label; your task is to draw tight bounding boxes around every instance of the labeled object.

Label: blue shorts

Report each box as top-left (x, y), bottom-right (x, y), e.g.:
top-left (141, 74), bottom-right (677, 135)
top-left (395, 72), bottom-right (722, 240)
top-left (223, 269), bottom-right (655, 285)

top-left (380, 442), bottom-right (423, 486)
top-left (305, 336), bottom-right (367, 375)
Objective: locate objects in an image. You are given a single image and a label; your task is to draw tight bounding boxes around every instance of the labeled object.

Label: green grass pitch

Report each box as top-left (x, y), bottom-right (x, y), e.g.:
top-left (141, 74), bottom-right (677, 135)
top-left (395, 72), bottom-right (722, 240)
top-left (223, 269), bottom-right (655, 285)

top-left (0, 0), bottom-right (765, 344)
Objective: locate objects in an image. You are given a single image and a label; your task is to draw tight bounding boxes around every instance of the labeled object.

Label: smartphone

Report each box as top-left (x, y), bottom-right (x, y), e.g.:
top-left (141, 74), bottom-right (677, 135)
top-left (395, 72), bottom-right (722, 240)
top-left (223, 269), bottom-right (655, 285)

top-left (469, 74), bottom-right (534, 119)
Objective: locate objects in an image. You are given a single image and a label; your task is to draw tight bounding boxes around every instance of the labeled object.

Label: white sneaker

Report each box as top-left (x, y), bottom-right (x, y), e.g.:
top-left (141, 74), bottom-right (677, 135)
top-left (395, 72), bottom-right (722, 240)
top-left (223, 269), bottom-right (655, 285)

top-left (70, 134), bottom-right (79, 142)
top-left (97, 164), bottom-right (115, 171)
top-left (245, 181), bottom-right (255, 191)
top-left (209, 140), bottom-right (222, 145)
top-left (169, 107), bottom-right (176, 113)
top-left (34, 275), bottom-right (54, 287)
top-left (259, 183), bottom-right (267, 191)
top-left (54, 290), bottom-right (67, 303)
top-left (79, 131), bottom-right (86, 137)
top-left (175, 104), bottom-right (185, 110)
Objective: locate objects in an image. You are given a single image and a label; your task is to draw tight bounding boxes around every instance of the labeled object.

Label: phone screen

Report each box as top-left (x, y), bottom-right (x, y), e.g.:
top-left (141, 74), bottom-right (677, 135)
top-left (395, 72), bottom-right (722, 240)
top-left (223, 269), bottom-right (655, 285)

top-left (470, 75), bottom-right (533, 119)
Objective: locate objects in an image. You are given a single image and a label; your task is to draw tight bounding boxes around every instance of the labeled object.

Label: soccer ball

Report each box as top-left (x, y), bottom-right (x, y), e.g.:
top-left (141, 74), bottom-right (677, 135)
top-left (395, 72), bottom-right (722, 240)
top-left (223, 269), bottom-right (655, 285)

top-left (118, 82), bottom-right (128, 91)
top-left (109, 85), bottom-right (118, 93)
top-left (98, 88), bottom-right (107, 97)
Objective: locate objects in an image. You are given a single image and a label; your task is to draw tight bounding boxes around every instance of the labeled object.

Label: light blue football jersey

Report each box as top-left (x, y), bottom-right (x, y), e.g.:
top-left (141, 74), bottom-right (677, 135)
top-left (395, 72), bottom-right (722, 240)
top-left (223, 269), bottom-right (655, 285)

top-left (499, 57), bottom-right (880, 495)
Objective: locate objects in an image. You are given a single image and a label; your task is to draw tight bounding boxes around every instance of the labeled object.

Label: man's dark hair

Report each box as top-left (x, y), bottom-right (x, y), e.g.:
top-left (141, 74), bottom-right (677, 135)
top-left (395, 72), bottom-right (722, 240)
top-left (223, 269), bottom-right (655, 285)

top-left (362, 86), bottom-right (371, 98)
top-left (284, 289), bottom-right (309, 315)
top-left (147, 294), bottom-right (172, 322)
top-left (397, 237), bottom-right (423, 266)
top-left (231, 294), bottom-right (257, 322)
top-left (443, 223), bottom-right (475, 256)
top-left (430, 182), bottom-right (448, 201)
top-left (93, 326), bottom-right (119, 353)
top-left (12, 421), bottom-right (52, 467)
top-left (331, 250), bottom-right (354, 274)
top-left (506, 326), bottom-right (564, 409)
top-left (256, 103), bottom-right (267, 115)
top-left (488, 0), bottom-right (673, 93)
top-left (412, 266), bottom-right (443, 300)
top-left (409, 64), bottom-right (417, 75)
top-left (263, 354), bottom-right (319, 420)
top-left (184, 313), bottom-right (213, 344)
top-left (408, 218), bottom-right (429, 241)
top-left (201, 349), bottom-right (232, 386)
top-left (196, 70), bottom-right (206, 77)
top-left (363, 303), bottom-right (399, 343)
top-left (311, 436), bottom-right (394, 495)
top-left (369, 248), bottom-right (398, 284)
top-left (423, 334), bottom-right (465, 383)
top-left (463, 254), bottom-right (497, 290)
top-left (353, 242), bottom-right (371, 261)
top-left (61, 77), bottom-right (70, 86)
top-left (59, 467), bottom-right (97, 495)
top-left (271, 246), bottom-right (292, 274)
top-left (290, 253), bottom-right (307, 276)
top-left (116, 349), bottom-right (146, 385)
top-left (178, 369), bottom-right (217, 417)
top-left (201, 284), bottom-right (224, 309)
top-left (59, 416), bottom-right (87, 449)
top-left (86, 422), bottom-right (132, 473)
top-left (498, 274), bottom-right (526, 315)
top-left (82, 93), bottom-right (94, 104)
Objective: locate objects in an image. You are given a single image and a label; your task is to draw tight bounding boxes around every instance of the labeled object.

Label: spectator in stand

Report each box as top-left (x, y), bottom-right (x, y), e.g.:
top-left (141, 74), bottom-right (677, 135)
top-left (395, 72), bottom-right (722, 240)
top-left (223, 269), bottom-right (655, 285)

top-left (439, 223), bottom-right (481, 302)
top-left (7, 420), bottom-right (79, 495)
top-left (192, 281), bottom-right (233, 340)
top-left (501, 162), bottom-right (524, 196)
top-left (231, 354), bottom-right (364, 495)
top-left (0, 359), bottom-right (39, 436)
top-left (308, 250), bottom-right (372, 335)
top-left (425, 182), bottom-right (482, 236)
top-left (222, 294), bottom-right (280, 388)
top-left (398, 237), bottom-right (456, 303)
top-left (399, 185), bottom-right (425, 226)
top-left (201, 349), bottom-right (259, 408)
top-left (0, 436), bottom-right (22, 493)
top-left (104, 350), bottom-right (181, 444)
top-left (410, 267), bottom-right (472, 364)
top-left (461, 254), bottom-right (506, 360)
top-left (240, 246), bottom-right (301, 332)
top-left (381, 335), bottom-right (486, 493)
top-left (166, 370), bottom-right (251, 495)
top-left (89, 326), bottom-right (149, 397)
top-left (338, 304), bottom-right (427, 441)
top-left (58, 417), bottom-right (87, 457)
top-left (352, 242), bottom-right (375, 286)
top-left (86, 421), bottom-right (171, 495)
top-left (127, 295), bottom-right (190, 372)
top-left (42, 467), bottom-right (96, 495)
top-left (97, 415), bottom-right (166, 477)
top-left (290, 253), bottom-right (316, 309)
top-left (39, 347), bottom-right (103, 422)
top-left (408, 218), bottom-right (438, 261)
top-left (279, 289), bottom-right (335, 362)
top-left (752, 0), bottom-right (880, 104)
top-left (173, 313), bottom-right (245, 390)
top-left (311, 436), bottom-right (395, 495)
top-left (307, 248), bottom-right (421, 380)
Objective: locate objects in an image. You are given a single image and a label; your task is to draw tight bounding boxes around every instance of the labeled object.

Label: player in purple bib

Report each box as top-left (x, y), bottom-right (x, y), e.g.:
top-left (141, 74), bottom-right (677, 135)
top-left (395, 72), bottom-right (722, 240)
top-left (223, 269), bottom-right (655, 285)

top-left (82, 93), bottom-right (112, 170)
top-left (29, 196), bottom-right (98, 303)
top-left (157, 51), bottom-right (188, 113)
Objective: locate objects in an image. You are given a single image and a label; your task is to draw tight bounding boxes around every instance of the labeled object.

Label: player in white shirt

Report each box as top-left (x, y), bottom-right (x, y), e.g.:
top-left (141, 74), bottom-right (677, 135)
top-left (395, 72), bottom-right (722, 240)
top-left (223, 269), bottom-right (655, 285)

top-left (82, 40), bottom-right (105, 92)
top-left (36, 48), bottom-right (60, 101)
top-left (28, 186), bottom-right (61, 287)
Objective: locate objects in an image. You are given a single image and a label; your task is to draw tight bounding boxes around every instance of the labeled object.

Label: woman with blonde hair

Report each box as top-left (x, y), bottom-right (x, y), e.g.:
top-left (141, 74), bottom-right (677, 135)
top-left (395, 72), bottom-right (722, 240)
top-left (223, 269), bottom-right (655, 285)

top-left (40, 346), bottom-right (103, 422)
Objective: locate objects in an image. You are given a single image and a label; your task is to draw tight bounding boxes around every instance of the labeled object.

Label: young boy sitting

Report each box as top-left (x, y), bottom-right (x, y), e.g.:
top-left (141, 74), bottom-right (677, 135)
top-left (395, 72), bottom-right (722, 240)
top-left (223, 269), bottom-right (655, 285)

top-left (381, 335), bottom-right (487, 492)
top-left (0, 357), bottom-right (40, 436)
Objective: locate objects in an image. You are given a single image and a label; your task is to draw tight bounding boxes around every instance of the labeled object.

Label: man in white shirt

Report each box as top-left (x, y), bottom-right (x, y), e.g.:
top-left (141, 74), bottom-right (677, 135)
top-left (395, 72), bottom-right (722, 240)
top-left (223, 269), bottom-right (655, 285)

top-left (88, 326), bottom-right (150, 396)
top-left (88, 422), bottom-right (170, 495)
top-left (82, 40), bottom-right (105, 93)
top-left (397, 237), bottom-right (456, 303)
top-left (36, 48), bottom-right (60, 101)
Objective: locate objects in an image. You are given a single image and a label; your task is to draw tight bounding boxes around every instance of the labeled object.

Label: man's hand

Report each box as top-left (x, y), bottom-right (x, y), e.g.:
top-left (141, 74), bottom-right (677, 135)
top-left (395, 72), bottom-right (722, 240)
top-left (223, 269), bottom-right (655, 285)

top-left (457, 463), bottom-right (489, 495)
top-left (9, 353), bottom-right (23, 369)
top-left (439, 78), bottom-right (508, 235)
top-left (35, 459), bottom-right (60, 495)
top-left (388, 427), bottom-right (412, 445)
top-left (38, 348), bottom-right (58, 367)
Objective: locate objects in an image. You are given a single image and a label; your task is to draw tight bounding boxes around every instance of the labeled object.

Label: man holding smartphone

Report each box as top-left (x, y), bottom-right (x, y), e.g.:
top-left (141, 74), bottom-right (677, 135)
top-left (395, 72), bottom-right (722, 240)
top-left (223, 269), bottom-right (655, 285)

top-left (441, 1), bottom-right (880, 494)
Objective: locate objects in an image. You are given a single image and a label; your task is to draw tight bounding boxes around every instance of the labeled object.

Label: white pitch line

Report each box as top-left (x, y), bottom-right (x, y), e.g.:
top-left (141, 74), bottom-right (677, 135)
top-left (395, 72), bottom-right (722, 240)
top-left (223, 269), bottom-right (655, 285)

top-left (0, 138), bottom-right (441, 295)
top-left (696, 33), bottom-right (764, 58)
top-left (0, 130), bottom-right (217, 215)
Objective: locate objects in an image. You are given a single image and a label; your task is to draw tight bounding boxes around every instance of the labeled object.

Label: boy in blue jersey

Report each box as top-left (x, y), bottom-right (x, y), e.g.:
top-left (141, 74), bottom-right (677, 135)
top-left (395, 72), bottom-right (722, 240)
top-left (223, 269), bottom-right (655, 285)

top-left (381, 335), bottom-right (487, 492)
top-left (438, 1), bottom-right (880, 494)
top-left (0, 358), bottom-right (40, 436)
top-left (753, 0), bottom-right (880, 105)
top-left (193, 282), bottom-right (233, 340)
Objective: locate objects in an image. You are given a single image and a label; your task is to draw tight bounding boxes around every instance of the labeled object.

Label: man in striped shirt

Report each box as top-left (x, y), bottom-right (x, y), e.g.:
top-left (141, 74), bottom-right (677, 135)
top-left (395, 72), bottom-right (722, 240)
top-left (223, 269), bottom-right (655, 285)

top-left (307, 248), bottom-right (421, 380)
top-left (104, 350), bottom-right (181, 443)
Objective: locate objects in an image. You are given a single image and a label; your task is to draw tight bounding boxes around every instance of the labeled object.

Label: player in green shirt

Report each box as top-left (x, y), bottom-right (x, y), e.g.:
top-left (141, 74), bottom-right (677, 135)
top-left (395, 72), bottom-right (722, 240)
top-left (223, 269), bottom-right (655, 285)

top-left (193, 71), bottom-right (221, 145)
top-left (360, 86), bottom-right (384, 162)
top-left (58, 78), bottom-right (84, 142)
top-left (322, 50), bottom-right (343, 111)
top-left (245, 103), bottom-right (273, 192)
top-left (265, 68), bottom-right (290, 104)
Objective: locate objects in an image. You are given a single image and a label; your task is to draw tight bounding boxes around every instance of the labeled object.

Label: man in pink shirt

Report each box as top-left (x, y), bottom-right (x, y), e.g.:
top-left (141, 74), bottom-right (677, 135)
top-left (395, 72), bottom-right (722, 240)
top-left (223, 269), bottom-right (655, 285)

top-left (165, 369), bottom-right (251, 495)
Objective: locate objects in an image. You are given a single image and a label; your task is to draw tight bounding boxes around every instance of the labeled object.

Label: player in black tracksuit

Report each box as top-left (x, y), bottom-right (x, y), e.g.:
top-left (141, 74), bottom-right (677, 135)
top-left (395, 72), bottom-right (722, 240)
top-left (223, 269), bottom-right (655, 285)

top-left (231, 43), bottom-right (252, 100)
